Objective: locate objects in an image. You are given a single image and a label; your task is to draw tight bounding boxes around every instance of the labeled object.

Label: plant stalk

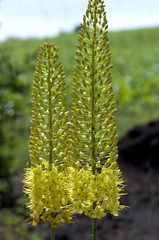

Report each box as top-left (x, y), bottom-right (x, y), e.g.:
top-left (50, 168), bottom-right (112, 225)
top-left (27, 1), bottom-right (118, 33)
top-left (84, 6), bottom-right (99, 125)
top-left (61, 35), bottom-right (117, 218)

top-left (91, 0), bottom-right (97, 239)
top-left (93, 218), bottom-right (97, 240)
top-left (51, 227), bottom-right (55, 240)
top-left (48, 48), bottom-right (53, 165)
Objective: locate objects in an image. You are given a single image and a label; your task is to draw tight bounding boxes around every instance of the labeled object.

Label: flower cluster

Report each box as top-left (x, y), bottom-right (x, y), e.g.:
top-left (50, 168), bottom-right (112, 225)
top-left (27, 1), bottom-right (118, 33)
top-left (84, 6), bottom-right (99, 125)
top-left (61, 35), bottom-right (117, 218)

top-left (70, 165), bottom-right (125, 219)
top-left (24, 163), bottom-right (125, 226)
top-left (23, 163), bottom-right (73, 228)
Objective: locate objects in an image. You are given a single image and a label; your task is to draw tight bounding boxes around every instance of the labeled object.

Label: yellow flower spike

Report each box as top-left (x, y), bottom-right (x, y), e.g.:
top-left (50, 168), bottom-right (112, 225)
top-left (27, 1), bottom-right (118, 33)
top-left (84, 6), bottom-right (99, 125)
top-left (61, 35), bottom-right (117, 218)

top-left (70, 0), bottom-right (127, 227)
top-left (23, 43), bottom-right (74, 229)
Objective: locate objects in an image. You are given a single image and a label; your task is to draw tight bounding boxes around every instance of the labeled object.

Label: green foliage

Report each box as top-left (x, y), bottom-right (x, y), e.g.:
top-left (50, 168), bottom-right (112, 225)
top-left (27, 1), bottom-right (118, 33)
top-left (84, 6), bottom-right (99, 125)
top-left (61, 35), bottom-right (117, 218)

top-left (0, 210), bottom-right (44, 240)
top-left (0, 43), bottom-right (32, 175)
top-left (109, 28), bottom-right (159, 134)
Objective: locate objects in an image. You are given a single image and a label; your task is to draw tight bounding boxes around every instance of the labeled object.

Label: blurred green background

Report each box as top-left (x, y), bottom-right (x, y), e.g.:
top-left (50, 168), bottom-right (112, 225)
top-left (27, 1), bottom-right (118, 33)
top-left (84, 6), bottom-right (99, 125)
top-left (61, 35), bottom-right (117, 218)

top-left (0, 27), bottom-right (159, 239)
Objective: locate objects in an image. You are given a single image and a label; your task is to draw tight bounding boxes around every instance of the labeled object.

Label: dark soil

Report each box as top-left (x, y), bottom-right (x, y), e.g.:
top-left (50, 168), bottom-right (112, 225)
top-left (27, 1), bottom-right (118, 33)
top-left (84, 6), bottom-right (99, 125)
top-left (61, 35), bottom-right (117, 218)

top-left (2, 120), bottom-right (159, 240)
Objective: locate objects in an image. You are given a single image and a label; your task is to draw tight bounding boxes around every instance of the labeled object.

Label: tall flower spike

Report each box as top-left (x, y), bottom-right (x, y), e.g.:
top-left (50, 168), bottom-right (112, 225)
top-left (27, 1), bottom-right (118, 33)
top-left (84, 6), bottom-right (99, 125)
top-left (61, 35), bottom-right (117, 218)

top-left (72, 0), bottom-right (118, 171)
top-left (30, 42), bottom-right (68, 167)
top-left (23, 43), bottom-right (73, 229)
top-left (71, 0), bottom-right (126, 218)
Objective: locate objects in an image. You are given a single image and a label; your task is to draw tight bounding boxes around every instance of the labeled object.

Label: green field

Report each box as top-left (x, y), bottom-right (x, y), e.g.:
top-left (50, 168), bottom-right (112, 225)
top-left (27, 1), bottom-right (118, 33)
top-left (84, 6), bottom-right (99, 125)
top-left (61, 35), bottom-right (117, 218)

top-left (0, 27), bottom-right (159, 170)
top-left (0, 26), bottom-right (159, 239)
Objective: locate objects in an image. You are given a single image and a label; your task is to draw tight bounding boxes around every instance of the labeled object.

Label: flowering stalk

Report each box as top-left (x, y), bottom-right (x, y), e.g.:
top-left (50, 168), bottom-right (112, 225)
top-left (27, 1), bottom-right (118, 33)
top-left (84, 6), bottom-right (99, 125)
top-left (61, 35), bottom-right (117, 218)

top-left (93, 218), bottom-right (97, 240)
top-left (51, 228), bottom-right (55, 240)
top-left (23, 43), bottom-right (73, 235)
top-left (71, 0), bottom-right (126, 238)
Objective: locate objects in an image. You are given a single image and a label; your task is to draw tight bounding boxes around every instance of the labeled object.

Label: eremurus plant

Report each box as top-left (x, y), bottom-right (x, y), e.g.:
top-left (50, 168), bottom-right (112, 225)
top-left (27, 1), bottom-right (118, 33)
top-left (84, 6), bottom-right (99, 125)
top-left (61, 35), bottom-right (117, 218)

top-left (23, 43), bottom-right (74, 231)
top-left (70, 0), bottom-right (126, 238)
top-left (23, 0), bottom-right (126, 239)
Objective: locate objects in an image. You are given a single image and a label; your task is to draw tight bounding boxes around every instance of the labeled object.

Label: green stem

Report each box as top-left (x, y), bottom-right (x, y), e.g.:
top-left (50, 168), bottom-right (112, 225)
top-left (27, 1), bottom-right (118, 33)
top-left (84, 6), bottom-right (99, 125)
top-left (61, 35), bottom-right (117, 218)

top-left (48, 47), bottom-right (53, 165)
top-left (51, 227), bottom-right (55, 240)
top-left (91, 1), bottom-right (97, 239)
top-left (91, 8), bottom-right (96, 175)
top-left (93, 218), bottom-right (97, 240)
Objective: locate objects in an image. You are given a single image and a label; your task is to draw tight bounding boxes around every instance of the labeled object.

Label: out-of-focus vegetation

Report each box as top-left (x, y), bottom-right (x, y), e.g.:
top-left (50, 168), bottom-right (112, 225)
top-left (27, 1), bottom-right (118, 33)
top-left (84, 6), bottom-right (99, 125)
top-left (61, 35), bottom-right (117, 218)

top-left (1, 28), bottom-right (159, 171)
top-left (109, 28), bottom-right (159, 135)
top-left (0, 27), bottom-right (159, 239)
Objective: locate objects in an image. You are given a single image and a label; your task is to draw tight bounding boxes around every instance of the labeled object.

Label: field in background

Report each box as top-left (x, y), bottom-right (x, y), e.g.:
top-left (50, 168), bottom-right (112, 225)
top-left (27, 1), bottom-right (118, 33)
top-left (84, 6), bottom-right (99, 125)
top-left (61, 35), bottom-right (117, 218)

top-left (1, 27), bottom-right (159, 171)
top-left (0, 26), bottom-right (159, 240)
